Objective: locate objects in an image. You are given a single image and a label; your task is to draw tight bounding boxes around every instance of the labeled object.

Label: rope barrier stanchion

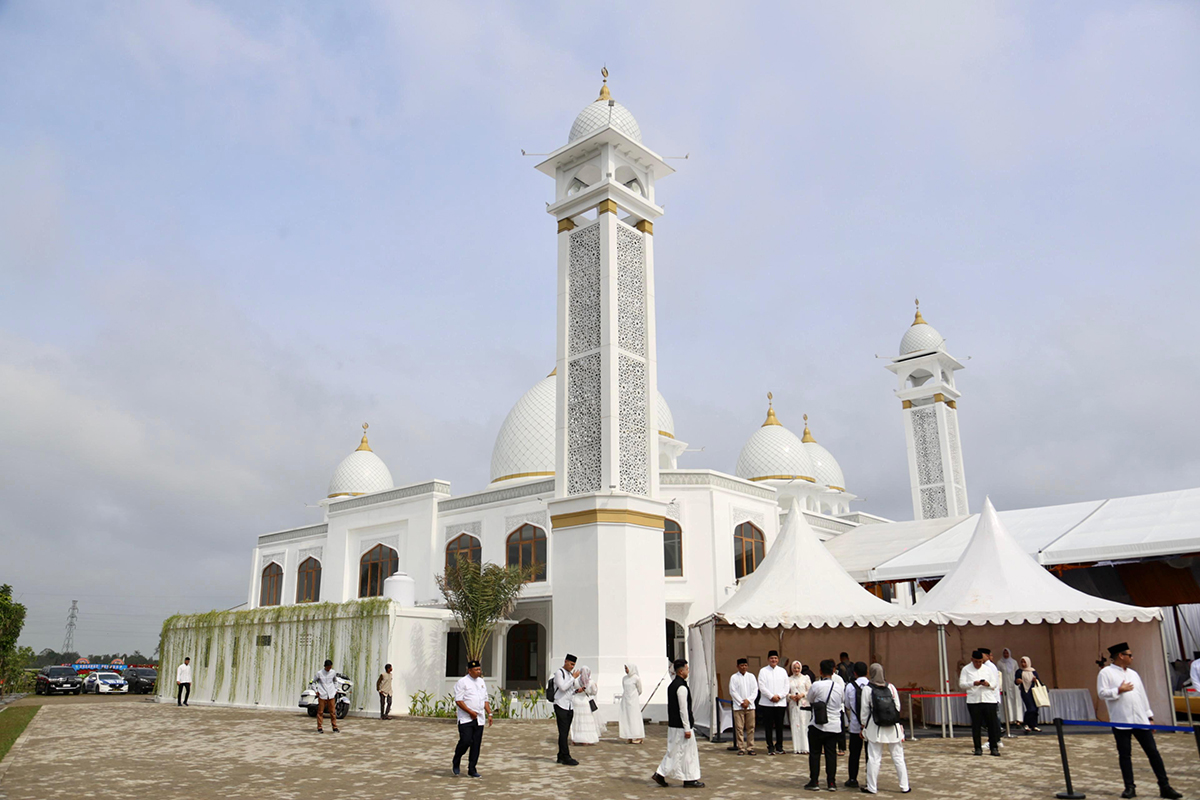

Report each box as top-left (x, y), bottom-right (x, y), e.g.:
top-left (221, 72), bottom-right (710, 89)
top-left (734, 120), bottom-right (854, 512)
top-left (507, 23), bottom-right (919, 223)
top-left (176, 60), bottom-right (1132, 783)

top-left (908, 693), bottom-right (916, 742)
top-left (1053, 718), bottom-right (1086, 800)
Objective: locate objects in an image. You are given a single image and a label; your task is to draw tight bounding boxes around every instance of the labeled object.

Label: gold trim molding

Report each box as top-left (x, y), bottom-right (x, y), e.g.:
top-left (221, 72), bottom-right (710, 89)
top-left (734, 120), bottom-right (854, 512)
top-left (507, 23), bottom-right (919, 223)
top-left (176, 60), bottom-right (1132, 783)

top-left (558, 218), bottom-right (576, 233)
top-left (490, 471), bottom-right (555, 484)
top-left (551, 508), bottom-right (666, 530)
top-left (658, 430), bottom-right (674, 439)
top-left (748, 474), bottom-right (816, 483)
top-left (597, 199), bottom-right (618, 216)
top-left (635, 219), bottom-right (653, 235)
top-left (934, 393), bottom-right (946, 403)
top-left (902, 400), bottom-right (913, 409)
top-left (828, 485), bottom-right (846, 492)
top-left (947, 400), bottom-right (957, 409)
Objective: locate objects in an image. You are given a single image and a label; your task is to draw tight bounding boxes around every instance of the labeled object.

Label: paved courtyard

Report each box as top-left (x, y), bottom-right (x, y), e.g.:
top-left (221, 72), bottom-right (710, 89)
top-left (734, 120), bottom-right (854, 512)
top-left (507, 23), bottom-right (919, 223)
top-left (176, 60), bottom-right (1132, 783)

top-left (1, 698), bottom-right (1197, 799)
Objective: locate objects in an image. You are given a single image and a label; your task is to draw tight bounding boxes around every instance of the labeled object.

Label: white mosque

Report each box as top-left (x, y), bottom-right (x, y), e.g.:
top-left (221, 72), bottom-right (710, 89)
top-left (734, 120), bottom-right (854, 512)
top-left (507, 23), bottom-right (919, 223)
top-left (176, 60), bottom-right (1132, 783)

top-left (240, 74), bottom-right (973, 703)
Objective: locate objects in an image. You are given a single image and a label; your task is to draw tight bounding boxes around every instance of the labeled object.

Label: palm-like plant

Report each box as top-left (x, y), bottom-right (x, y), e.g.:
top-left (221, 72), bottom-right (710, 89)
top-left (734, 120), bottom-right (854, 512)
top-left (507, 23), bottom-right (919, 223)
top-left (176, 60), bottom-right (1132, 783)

top-left (436, 559), bottom-right (533, 662)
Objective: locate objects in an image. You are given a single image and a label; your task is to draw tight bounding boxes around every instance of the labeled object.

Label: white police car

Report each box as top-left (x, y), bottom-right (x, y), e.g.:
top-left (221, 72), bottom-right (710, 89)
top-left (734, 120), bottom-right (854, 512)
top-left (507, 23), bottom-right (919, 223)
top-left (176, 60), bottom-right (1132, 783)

top-left (82, 671), bottom-right (129, 694)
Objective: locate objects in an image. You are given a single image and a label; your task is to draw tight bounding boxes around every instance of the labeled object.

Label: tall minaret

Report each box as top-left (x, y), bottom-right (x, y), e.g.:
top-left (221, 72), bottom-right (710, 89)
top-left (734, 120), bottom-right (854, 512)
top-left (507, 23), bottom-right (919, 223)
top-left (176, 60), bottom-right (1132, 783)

top-left (537, 72), bottom-right (675, 699)
top-left (885, 301), bottom-right (969, 520)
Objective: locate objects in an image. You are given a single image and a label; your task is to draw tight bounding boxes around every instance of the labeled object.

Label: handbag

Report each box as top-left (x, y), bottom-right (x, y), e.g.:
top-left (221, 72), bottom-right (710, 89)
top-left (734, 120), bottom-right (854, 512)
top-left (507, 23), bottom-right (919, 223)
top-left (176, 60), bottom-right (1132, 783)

top-left (810, 682), bottom-right (836, 726)
top-left (1031, 680), bottom-right (1051, 709)
top-left (588, 698), bottom-right (598, 713)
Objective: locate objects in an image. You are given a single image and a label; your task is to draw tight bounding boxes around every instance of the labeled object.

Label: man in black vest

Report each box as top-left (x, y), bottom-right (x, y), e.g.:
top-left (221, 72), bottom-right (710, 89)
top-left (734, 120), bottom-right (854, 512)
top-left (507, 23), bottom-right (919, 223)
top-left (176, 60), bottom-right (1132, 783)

top-left (652, 658), bottom-right (705, 789)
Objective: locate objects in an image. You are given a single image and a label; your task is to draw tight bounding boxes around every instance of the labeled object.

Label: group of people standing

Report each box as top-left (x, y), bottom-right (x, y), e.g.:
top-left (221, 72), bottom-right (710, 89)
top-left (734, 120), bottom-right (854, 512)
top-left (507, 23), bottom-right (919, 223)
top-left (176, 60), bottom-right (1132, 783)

top-left (728, 650), bottom-right (910, 794)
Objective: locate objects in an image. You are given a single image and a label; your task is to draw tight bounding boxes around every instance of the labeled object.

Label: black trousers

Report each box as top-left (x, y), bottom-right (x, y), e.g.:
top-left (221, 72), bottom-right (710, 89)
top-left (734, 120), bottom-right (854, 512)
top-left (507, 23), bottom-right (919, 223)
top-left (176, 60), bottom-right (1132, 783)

top-left (379, 693), bottom-right (392, 718)
top-left (454, 721), bottom-right (484, 772)
top-left (554, 705), bottom-right (574, 760)
top-left (761, 706), bottom-right (785, 751)
top-left (967, 703), bottom-right (1001, 750)
top-left (808, 727), bottom-right (839, 785)
top-left (176, 683), bottom-right (190, 705)
top-left (1113, 728), bottom-right (1169, 789)
top-left (847, 731), bottom-right (864, 780)
top-left (1020, 691), bottom-right (1039, 729)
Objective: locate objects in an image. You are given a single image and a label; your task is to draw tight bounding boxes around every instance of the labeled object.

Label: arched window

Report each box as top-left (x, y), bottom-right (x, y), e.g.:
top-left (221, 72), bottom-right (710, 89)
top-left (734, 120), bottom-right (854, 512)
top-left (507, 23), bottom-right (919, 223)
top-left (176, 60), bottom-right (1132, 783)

top-left (506, 524), bottom-right (547, 581)
top-left (260, 562), bottom-right (282, 607)
top-left (359, 544), bottom-right (399, 598)
top-left (296, 557), bottom-right (321, 603)
top-left (733, 522), bottom-right (765, 580)
top-left (446, 534), bottom-right (482, 571)
top-left (664, 519), bottom-right (683, 577)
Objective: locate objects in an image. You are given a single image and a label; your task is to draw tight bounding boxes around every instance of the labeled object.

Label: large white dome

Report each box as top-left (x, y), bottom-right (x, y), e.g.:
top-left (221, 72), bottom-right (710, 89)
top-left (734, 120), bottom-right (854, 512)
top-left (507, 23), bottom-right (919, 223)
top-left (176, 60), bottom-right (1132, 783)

top-left (801, 417), bottom-right (846, 492)
top-left (735, 402), bottom-right (815, 483)
top-left (899, 304), bottom-right (945, 355)
top-left (490, 372), bottom-right (675, 484)
top-left (328, 427), bottom-right (394, 498)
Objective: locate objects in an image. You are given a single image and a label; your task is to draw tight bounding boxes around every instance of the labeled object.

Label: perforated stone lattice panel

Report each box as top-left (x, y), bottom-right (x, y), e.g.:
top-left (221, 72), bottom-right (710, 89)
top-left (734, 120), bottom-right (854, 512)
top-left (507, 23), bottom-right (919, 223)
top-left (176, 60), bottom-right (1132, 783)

top-left (617, 354), bottom-right (649, 495)
top-left (616, 224), bottom-right (647, 357)
top-left (567, 353), bottom-right (603, 495)
top-left (911, 406), bottom-right (944, 486)
top-left (298, 546), bottom-right (323, 563)
top-left (947, 409), bottom-right (965, 511)
top-left (568, 223), bottom-right (602, 357)
top-left (505, 511), bottom-right (549, 534)
top-left (921, 486), bottom-right (949, 519)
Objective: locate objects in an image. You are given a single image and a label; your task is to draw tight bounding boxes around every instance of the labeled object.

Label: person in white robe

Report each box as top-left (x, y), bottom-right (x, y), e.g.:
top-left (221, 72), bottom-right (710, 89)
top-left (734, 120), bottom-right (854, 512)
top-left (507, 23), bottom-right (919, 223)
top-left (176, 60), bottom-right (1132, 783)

top-left (570, 666), bottom-right (601, 744)
top-left (996, 648), bottom-right (1022, 724)
top-left (619, 664), bottom-right (645, 743)
top-left (652, 659), bottom-right (704, 788)
top-left (788, 660), bottom-right (811, 754)
top-left (859, 663), bottom-right (909, 795)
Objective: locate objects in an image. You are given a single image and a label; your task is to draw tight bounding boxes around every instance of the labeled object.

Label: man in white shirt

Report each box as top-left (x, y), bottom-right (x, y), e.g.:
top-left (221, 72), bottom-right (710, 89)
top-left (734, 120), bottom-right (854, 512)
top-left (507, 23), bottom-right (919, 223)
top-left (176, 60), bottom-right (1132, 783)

top-left (452, 659), bottom-right (492, 778)
top-left (312, 659), bottom-right (340, 733)
top-left (729, 657), bottom-right (758, 755)
top-left (758, 650), bottom-right (789, 755)
top-left (175, 657), bottom-right (192, 707)
top-left (651, 659), bottom-right (705, 788)
top-left (552, 654), bottom-right (582, 766)
top-left (844, 661), bottom-right (870, 788)
top-left (959, 650), bottom-right (1000, 756)
top-left (1097, 642), bottom-right (1180, 799)
top-left (804, 659), bottom-right (844, 792)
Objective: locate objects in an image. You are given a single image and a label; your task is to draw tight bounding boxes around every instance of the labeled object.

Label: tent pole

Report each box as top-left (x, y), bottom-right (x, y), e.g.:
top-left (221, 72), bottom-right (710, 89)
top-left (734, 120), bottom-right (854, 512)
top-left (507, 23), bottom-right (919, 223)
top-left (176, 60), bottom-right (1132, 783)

top-left (1159, 617), bottom-right (1178, 728)
top-left (1172, 606), bottom-right (1186, 659)
top-left (938, 624), bottom-right (950, 739)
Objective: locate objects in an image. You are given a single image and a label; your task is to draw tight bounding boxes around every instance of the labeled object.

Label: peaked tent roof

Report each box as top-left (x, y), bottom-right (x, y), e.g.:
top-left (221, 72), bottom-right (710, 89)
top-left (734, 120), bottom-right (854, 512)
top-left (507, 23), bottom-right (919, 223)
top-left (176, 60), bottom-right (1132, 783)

top-left (715, 497), bottom-right (935, 629)
top-left (913, 498), bottom-right (1161, 625)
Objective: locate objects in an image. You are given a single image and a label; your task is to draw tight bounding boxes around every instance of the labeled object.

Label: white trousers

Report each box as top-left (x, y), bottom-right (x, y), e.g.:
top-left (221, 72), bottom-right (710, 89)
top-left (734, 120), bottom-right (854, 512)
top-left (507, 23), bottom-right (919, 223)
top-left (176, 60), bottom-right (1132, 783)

top-left (865, 740), bottom-right (908, 793)
top-left (789, 706), bottom-right (810, 753)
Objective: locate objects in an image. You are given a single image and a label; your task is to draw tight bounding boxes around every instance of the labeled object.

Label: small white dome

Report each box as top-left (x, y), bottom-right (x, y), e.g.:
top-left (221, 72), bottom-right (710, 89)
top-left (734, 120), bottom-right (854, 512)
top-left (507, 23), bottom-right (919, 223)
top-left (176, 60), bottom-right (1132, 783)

top-left (799, 419), bottom-right (846, 491)
top-left (327, 428), bottom-right (394, 498)
top-left (735, 402), bottom-right (815, 483)
top-left (569, 100), bottom-right (642, 144)
top-left (899, 305), bottom-right (945, 355)
top-left (491, 372), bottom-right (673, 484)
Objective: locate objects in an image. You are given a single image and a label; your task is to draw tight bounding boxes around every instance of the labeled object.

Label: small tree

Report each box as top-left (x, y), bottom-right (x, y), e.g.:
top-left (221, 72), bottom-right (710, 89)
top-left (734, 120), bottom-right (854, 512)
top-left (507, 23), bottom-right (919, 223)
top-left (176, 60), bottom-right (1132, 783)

top-left (436, 560), bottom-right (532, 663)
top-left (0, 585), bottom-right (28, 697)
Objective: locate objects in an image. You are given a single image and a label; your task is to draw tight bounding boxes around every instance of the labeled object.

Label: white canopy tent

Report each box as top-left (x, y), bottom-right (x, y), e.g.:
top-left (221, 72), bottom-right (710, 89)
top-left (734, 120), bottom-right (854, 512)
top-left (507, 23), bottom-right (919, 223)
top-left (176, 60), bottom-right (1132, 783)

top-left (688, 498), bottom-right (937, 736)
top-left (913, 498), bottom-right (1171, 723)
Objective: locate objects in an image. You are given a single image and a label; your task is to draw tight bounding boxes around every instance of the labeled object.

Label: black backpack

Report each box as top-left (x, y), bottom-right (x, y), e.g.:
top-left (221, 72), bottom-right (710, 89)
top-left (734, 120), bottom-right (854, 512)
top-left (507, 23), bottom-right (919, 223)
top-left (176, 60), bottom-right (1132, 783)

top-left (545, 671), bottom-right (558, 703)
top-left (868, 685), bottom-right (900, 727)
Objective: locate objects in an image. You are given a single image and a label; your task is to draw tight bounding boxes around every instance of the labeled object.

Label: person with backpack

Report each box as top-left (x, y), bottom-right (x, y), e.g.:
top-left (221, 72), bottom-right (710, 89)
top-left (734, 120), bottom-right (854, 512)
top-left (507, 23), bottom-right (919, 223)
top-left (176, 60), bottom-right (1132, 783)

top-left (843, 661), bottom-right (870, 788)
top-left (549, 654), bottom-right (582, 766)
top-left (859, 663), bottom-right (910, 794)
top-left (803, 659), bottom-right (844, 792)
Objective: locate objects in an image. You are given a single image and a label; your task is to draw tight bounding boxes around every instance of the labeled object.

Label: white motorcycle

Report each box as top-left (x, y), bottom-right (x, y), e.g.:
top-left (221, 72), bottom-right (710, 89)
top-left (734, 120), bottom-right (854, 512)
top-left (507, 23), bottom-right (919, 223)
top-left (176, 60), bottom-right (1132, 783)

top-left (299, 673), bottom-right (352, 719)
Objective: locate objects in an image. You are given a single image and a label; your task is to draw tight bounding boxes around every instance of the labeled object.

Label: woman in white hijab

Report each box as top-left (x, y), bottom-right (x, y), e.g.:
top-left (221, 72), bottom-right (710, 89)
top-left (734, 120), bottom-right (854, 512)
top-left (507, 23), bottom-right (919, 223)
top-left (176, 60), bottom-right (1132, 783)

top-left (859, 663), bottom-right (909, 794)
top-left (619, 664), bottom-right (645, 743)
top-left (997, 648), bottom-right (1022, 724)
top-left (787, 660), bottom-right (811, 754)
top-left (570, 666), bottom-right (601, 744)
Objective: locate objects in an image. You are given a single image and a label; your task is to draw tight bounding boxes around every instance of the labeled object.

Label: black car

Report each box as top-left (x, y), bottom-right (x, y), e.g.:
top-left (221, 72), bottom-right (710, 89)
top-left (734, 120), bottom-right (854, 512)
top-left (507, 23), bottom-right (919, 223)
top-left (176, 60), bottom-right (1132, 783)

top-left (122, 667), bottom-right (158, 694)
top-left (35, 666), bottom-right (82, 695)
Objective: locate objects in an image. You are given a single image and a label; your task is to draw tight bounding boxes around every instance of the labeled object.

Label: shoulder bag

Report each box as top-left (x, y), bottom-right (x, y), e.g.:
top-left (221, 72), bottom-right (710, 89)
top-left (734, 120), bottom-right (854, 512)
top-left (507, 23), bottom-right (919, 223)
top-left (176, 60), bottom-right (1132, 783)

top-left (811, 682), bottom-right (836, 726)
top-left (1031, 679), bottom-right (1051, 709)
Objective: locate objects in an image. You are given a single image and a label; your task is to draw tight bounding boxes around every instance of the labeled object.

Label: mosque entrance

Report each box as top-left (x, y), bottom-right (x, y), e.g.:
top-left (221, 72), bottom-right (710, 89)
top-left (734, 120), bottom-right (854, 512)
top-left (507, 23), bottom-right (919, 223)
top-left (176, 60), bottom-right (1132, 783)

top-left (505, 621), bottom-right (545, 690)
top-left (666, 620), bottom-right (685, 661)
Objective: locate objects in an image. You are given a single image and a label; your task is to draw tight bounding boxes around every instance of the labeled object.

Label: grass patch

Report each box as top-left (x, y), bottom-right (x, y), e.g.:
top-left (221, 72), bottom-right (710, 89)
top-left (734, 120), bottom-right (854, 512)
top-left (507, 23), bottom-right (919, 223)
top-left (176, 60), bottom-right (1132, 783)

top-left (0, 706), bottom-right (39, 762)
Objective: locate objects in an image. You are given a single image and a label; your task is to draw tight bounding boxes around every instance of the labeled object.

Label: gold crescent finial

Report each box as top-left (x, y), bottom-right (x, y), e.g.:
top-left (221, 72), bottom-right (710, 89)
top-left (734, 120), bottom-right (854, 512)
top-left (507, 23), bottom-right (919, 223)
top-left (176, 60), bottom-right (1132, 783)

top-left (801, 413), bottom-right (816, 443)
top-left (597, 66), bottom-right (612, 101)
top-left (356, 422), bottom-right (373, 452)
top-left (912, 297), bottom-right (927, 326)
top-left (762, 392), bottom-right (781, 427)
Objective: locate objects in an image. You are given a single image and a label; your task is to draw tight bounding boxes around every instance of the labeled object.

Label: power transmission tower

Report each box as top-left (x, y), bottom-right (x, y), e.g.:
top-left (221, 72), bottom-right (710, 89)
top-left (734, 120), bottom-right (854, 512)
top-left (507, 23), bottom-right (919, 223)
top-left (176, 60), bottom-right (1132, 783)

top-left (62, 600), bottom-right (78, 654)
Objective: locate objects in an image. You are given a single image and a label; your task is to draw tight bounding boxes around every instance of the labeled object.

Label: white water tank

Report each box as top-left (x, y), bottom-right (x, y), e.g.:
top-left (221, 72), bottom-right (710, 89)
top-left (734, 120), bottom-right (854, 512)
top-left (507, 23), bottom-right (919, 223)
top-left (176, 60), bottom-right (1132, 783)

top-left (383, 573), bottom-right (416, 606)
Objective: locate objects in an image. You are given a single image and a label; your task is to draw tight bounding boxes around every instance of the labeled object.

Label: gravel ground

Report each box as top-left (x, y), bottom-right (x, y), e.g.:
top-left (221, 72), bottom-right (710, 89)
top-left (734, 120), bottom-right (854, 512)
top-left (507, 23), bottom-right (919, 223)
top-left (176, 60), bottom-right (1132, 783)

top-left (1, 699), bottom-right (1196, 799)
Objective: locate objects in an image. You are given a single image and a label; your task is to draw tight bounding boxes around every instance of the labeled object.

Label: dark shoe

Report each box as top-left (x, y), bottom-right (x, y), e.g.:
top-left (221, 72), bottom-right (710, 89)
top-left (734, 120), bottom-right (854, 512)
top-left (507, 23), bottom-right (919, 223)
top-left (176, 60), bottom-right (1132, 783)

top-left (1121, 789), bottom-right (1136, 799)
top-left (973, 748), bottom-right (982, 756)
top-left (860, 790), bottom-right (877, 795)
top-left (652, 772), bottom-right (669, 787)
top-left (747, 749), bottom-right (757, 755)
top-left (828, 782), bottom-right (838, 792)
top-left (332, 728), bottom-right (341, 733)
top-left (737, 750), bottom-right (746, 756)
top-left (562, 758), bottom-right (579, 766)
top-left (766, 748), bottom-right (775, 755)
top-left (683, 781), bottom-right (706, 788)
top-left (845, 780), bottom-right (860, 788)
top-left (804, 783), bottom-right (821, 791)
top-left (901, 789), bottom-right (912, 794)
top-left (452, 764), bottom-right (460, 776)
top-left (468, 771), bottom-right (482, 779)
top-left (989, 746), bottom-right (1000, 757)
top-left (316, 729), bottom-right (323, 733)
top-left (1159, 787), bottom-right (1181, 800)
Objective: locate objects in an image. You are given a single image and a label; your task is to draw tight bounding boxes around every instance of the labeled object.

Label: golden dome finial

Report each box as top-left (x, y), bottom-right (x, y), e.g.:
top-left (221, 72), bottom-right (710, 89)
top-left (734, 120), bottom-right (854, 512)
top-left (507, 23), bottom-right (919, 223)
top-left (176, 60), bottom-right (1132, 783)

top-left (597, 65), bottom-right (611, 101)
top-left (762, 391), bottom-right (782, 427)
top-left (356, 422), bottom-right (372, 452)
top-left (912, 297), bottom-right (927, 326)
top-left (801, 413), bottom-right (816, 443)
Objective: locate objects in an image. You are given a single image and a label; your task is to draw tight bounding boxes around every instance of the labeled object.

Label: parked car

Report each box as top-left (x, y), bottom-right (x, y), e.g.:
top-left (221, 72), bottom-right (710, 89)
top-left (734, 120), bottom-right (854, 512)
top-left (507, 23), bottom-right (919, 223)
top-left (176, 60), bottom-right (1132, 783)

top-left (35, 666), bottom-right (82, 695)
top-left (122, 667), bottom-right (158, 694)
top-left (82, 671), bottom-right (129, 694)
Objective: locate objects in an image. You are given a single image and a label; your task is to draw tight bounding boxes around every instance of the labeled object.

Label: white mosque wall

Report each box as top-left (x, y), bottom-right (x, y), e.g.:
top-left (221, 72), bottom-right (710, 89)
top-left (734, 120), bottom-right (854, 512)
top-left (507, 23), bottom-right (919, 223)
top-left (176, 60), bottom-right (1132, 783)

top-left (157, 599), bottom-right (451, 715)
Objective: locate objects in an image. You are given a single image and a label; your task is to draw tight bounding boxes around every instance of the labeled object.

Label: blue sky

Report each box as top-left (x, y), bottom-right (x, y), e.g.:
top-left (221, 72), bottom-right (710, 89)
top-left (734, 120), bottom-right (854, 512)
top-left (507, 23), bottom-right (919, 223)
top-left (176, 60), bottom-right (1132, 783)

top-left (2, 1), bottom-right (1198, 655)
